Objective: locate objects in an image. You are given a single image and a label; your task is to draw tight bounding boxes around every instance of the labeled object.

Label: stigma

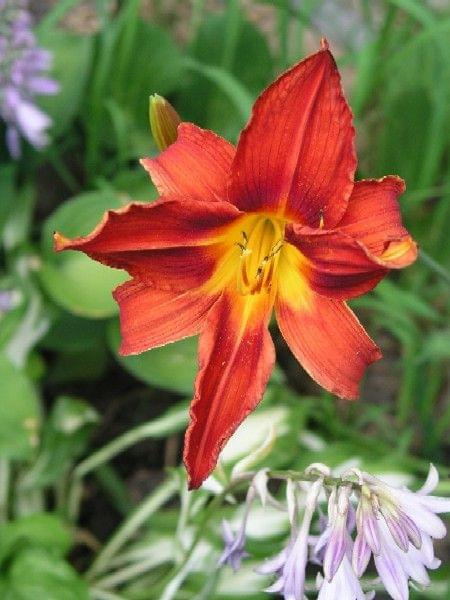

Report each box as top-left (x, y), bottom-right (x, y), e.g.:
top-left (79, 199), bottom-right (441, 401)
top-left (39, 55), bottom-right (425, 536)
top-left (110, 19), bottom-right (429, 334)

top-left (236, 217), bottom-right (284, 295)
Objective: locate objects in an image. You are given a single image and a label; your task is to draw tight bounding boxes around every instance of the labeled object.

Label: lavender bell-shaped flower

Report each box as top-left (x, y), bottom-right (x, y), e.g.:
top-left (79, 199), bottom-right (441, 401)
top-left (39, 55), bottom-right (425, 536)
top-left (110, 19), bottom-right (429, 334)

top-left (352, 464), bottom-right (450, 600)
top-left (316, 554), bottom-right (373, 600)
top-left (218, 484), bottom-right (256, 571)
top-left (218, 518), bottom-right (249, 572)
top-left (258, 466), bottom-right (329, 600)
top-left (0, 0), bottom-right (58, 157)
top-left (0, 290), bottom-right (14, 312)
top-left (311, 484), bottom-right (372, 600)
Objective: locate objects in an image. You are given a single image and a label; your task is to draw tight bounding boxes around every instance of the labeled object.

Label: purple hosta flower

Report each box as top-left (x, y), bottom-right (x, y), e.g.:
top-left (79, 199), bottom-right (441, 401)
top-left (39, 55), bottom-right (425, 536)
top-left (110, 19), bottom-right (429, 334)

top-left (316, 555), bottom-right (373, 600)
top-left (312, 485), bottom-right (373, 600)
top-left (219, 469), bottom-right (283, 571)
top-left (0, 0), bottom-right (59, 157)
top-left (218, 518), bottom-right (249, 572)
top-left (312, 485), bottom-right (355, 568)
top-left (352, 464), bottom-right (450, 600)
top-left (0, 289), bottom-right (19, 313)
top-left (218, 484), bottom-right (255, 571)
top-left (322, 485), bottom-right (352, 580)
top-left (258, 476), bottom-right (325, 600)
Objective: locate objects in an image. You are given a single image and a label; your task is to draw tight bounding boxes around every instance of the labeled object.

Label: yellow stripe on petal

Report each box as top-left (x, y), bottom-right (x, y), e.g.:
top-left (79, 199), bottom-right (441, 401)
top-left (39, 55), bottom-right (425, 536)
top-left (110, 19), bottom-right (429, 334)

top-left (276, 242), bottom-right (312, 311)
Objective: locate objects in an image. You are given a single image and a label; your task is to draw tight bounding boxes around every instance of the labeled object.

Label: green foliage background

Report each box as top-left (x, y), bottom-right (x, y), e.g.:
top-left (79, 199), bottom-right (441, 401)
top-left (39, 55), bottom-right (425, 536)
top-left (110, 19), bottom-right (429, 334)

top-left (0, 0), bottom-right (449, 598)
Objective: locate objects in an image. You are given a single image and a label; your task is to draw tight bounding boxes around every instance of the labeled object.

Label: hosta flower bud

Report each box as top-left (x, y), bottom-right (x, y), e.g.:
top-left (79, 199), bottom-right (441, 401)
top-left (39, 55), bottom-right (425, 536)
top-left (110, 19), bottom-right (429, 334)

top-left (149, 94), bottom-right (181, 151)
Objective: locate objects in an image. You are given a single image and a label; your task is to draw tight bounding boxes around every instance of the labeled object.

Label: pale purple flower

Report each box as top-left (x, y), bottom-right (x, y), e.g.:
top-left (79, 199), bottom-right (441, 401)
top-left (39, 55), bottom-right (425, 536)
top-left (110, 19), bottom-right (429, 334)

top-left (0, 0), bottom-right (58, 157)
top-left (311, 486), bottom-right (355, 570)
top-left (317, 554), bottom-right (372, 600)
top-left (0, 290), bottom-right (14, 312)
top-left (0, 289), bottom-right (20, 313)
top-left (218, 485), bottom-right (255, 571)
top-left (352, 464), bottom-right (450, 600)
top-left (258, 478), bottom-right (324, 600)
top-left (323, 486), bottom-right (352, 580)
top-left (218, 518), bottom-right (249, 572)
top-left (373, 518), bottom-right (440, 600)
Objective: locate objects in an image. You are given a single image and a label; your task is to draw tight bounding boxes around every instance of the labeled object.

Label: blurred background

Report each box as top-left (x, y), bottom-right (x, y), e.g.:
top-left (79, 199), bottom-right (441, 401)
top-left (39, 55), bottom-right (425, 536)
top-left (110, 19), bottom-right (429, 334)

top-left (0, 0), bottom-right (449, 598)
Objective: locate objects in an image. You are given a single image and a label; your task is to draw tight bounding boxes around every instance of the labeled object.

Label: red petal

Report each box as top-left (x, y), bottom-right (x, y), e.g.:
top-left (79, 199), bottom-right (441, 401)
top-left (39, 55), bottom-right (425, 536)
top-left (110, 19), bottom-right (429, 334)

top-left (83, 245), bottom-right (220, 292)
top-left (141, 123), bottom-right (235, 202)
top-left (228, 43), bottom-right (355, 227)
top-left (275, 271), bottom-right (381, 399)
top-left (184, 291), bottom-right (275, 489)
top-left (54, 197), bottom-right (240, 256)
top-left (337, 177), bottom-right (418, 268)
top-left (113, 279), bottom-right (218, 355)
top-left (286, 226), bottom-right (387, 300)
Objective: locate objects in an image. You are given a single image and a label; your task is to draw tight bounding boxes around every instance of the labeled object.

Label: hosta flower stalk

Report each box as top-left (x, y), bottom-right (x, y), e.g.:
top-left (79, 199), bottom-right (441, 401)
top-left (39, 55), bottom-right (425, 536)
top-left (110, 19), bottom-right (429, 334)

top-left (216, 464), bottom-right (449, 600)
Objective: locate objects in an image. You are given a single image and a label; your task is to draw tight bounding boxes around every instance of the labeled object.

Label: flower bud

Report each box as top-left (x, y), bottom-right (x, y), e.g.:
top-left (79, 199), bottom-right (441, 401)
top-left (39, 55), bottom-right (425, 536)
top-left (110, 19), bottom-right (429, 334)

top-left (149, 94), bottom-right (181, 151)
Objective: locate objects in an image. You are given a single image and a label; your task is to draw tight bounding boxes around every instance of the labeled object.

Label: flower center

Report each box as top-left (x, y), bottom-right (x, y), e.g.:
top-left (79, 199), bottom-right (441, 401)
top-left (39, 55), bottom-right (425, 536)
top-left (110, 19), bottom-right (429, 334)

top-left (235, 216), bottom-right (284, 295)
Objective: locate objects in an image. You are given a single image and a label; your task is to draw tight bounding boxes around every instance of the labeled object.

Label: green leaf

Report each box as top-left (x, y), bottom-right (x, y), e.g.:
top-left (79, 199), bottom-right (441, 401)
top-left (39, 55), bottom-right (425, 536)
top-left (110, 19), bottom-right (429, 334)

top-left (6, 548), bottom-right (88, 600)
top-left (41, 312), bottom-right (106, 353)
top-left (107, 319), bottom-right (197, 394)
top-left (37, 30), bottom-right (94, 137)
top-left (183, 58), bottom-right (253, 123)
top-left (0, 355), bottom-right (41, 460)
top-left (21, 396), bottom-right (98, 488)
top-left (180, 12), bottom-right (273, 139)
top-left (2, 185), bottom-right (34, 252)
top-left (39, 191), bottom-right (128, 318)
top-left (112, 168), bottom-right (159, 201)
top-left (39, 259), bottom-right (125, 319)
top-left (112, 20), bottom-right (184, 131)
top-left (0, 513), bottom-right (72, 565)
top-left (0, 165), bottom-right (15, 238)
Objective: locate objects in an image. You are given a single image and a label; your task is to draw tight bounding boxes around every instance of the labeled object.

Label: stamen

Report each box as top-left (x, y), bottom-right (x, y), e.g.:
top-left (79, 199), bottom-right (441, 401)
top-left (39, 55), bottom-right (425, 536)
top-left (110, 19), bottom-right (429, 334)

top-left (235, 218), bottom-right (285, 295)
top-left (235, 231), bottom-right (251, 255)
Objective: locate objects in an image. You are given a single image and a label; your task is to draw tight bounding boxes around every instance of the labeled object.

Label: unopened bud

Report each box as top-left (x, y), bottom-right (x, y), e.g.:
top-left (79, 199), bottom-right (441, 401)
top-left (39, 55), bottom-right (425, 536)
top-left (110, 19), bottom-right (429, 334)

top-left (149, 94), bottom-right (181, 151)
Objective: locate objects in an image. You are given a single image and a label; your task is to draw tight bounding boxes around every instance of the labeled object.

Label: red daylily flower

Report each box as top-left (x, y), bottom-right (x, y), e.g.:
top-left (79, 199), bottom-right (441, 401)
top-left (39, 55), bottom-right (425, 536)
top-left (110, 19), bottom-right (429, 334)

top-left (54, 40), bottom-right (417, 489)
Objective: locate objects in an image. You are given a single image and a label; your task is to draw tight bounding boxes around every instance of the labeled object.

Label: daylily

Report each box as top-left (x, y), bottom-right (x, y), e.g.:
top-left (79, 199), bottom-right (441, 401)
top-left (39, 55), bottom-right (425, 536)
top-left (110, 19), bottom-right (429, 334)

top-left (54, 40), bottom-right (417, 488)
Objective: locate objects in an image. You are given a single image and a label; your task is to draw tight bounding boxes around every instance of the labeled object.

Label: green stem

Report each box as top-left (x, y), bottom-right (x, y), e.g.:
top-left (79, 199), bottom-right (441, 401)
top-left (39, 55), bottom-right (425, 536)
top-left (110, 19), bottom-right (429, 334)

top-left (87, 475), bottom-right (179, 579)
top-left (90, 588), bottom-right (128, 600)
top-left (74, 410), bottom-right (187, 481)
top-left (37, 0), bottom-right (84, 34)
top-left (95, 464), bottom-right (134, 516)
top-left (420, 250), bottom-right (450, 285)
top-left (0, 458), bottom-right (10, 522)
top-left (67, 407), bottom-right (186, 522)
top-left (277, 4), bottom-right (289, 69)
top-left (221, 0), bottom-right (241, 72)
top-left (188, 0), bottom-right (206, 47)
top-left (94, 555), bottom-right (170, 590)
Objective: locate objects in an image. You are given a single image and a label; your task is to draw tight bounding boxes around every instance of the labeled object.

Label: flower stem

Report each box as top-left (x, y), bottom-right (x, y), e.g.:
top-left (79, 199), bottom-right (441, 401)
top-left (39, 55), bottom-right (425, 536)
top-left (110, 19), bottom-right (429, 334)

top-left (0, 458), bottom-right (10, 523)
top-left (151, 469), bottom-right (357, 596)
top-left (419, 249), bottom-right (450, 285)
top-left (87, 475), bottom-right (179, 580)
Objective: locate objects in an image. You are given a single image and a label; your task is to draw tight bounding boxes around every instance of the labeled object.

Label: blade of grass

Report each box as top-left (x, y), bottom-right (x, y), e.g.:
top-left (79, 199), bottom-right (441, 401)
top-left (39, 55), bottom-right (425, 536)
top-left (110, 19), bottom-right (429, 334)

top-left (87, 475), bottom-right (179, 579)
top-left (383, 0), bottom-right (436, 27)
top-left (419, 250), bottom-right (450, 286)
top-left (95, 464), bottom-right (134, 516)
top-left (183, 57), bottom-right (253, 123)
top-left (37, 0), bottom-right (84, 35)
top-left (221, 0), bottom-right (241, 72)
